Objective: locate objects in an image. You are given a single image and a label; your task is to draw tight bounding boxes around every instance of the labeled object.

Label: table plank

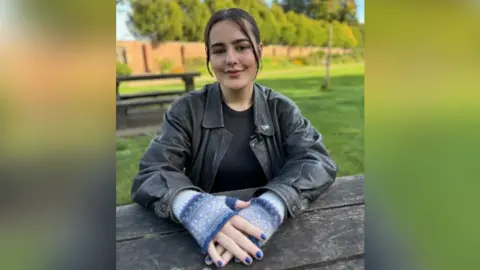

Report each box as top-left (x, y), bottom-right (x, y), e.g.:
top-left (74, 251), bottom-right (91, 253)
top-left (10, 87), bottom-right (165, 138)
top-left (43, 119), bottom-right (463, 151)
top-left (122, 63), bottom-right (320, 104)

top-left (116, 175), bottom-right (364, 242)
top-left (117, 72), bottom-right (201, 82)
top-left (308, 257), bottom-right (364, 269)
top-left (116, 205), bottom-right (364, 270)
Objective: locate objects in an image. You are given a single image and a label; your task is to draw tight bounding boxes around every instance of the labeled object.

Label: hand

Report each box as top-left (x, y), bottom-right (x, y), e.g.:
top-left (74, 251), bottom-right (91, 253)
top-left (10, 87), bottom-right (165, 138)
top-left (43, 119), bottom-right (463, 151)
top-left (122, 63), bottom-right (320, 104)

top-left (204, 214), bottom-right (266, 268)
top-left (175, 193), bottom-right (265, 268)
top-left (204, 199), bottom-right (260, 267)
top-left (237, 196), bottom-right (284, 247)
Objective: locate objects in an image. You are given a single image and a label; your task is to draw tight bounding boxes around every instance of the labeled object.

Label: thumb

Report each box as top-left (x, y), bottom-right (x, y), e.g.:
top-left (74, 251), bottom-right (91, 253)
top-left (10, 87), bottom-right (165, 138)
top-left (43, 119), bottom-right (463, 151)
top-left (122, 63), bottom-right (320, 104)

top-left (234, 200), bottom-right (251, 209)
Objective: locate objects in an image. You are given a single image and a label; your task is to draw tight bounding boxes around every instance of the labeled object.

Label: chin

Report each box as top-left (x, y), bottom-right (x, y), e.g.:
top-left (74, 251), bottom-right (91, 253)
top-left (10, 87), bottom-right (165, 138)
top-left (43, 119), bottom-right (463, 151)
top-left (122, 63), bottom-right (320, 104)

top-left (220, 78), bottom-right (251, 91)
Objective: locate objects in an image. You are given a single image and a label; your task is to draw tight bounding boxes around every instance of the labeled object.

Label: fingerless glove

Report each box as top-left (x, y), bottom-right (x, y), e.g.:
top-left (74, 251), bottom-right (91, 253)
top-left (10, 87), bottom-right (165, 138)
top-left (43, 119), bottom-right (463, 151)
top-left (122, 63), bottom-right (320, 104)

top-left (172, 190), bottom-right (239, 253)
top-left (237, 191), bottom-right (286, 247)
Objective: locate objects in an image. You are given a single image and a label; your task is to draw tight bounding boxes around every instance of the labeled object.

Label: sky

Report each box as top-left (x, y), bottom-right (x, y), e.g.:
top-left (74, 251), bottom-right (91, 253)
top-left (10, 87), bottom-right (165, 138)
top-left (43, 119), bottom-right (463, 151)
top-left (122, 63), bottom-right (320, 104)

top-left (116, 0), bottom-right (365, 41)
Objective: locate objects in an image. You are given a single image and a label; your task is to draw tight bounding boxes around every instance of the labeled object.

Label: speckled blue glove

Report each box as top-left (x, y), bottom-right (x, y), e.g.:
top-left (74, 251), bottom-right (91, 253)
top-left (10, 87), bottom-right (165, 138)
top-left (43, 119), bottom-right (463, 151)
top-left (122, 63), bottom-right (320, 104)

top-left (237, 192), bottom-right (285, 247)
top-left (173, 191), bottom-right (239, 254)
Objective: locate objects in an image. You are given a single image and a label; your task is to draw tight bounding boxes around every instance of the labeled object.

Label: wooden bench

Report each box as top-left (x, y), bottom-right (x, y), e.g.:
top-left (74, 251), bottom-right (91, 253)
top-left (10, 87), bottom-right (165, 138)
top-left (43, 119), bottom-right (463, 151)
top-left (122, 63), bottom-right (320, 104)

top-left (116, 174), bottom-right (364, 269)
top-left (116, 72), bottom-right (201, 129)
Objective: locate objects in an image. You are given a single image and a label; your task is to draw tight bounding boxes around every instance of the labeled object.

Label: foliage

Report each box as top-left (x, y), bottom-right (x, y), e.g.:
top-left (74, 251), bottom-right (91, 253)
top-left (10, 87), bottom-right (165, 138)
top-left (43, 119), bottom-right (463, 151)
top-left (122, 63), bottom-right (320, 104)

top-left (126, 0), bottom-right (361, 49)
top-left (157, 58), bottom-right (174, 73)
top-left (128, 0), bottom-right (184, 43)
top-left (177, 0), bottom-right (211, 41)
top-left (271, 3), bottom-right (296, 46)
top-left (333, 21), bottom-right (358, 48)
top-left (204, 0), bottom-right (236, 13)
top-left (184, 57), bottom-right (209, 75)
top-left (116, 61), bottom-right (132, 76)
top-left (351, 25), bottom-right (364, 48)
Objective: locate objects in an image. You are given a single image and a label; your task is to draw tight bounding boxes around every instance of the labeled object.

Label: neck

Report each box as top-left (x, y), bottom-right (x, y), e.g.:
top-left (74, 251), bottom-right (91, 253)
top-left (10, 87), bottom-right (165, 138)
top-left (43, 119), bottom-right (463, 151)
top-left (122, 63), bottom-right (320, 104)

top-left (220, 82), bottom-right (254, 111)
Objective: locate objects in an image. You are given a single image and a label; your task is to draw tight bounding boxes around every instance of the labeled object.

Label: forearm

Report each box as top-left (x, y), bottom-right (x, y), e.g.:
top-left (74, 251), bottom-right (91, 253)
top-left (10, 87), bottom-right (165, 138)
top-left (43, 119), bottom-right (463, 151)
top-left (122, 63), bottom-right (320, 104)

top-left (258, 191), bottom-right (286, 222)
top-left (172, 189), bottom-right (201, 221)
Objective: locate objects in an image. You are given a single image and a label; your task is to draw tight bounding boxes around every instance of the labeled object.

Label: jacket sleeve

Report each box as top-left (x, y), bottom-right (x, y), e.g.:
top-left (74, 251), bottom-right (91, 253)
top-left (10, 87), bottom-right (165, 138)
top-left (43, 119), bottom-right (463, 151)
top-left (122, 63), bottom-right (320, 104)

top-left (256, 96), bottom-right (338, 218)
top-left (130, 99), bottom-right (203, 223)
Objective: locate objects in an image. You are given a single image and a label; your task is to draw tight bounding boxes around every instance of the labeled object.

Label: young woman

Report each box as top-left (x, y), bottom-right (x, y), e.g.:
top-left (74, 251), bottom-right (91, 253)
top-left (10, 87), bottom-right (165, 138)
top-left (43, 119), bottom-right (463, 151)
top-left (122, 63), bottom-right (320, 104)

top-left (130, 8), bottom-right (337, 268)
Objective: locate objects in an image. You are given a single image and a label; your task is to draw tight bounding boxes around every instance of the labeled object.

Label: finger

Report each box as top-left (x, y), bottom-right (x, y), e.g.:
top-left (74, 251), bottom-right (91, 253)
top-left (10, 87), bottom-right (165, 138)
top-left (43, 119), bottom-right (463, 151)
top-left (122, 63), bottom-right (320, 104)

top-left (208, 244), bottom-right (235, 267)
top-left (215, 232), bottom-right (253, 266)
top-left (234, 200), bottom-right (251, 209)
top-left (207, 241), bottom-right (224, 268)
top-left (205, 244), bottom-right (225, 265)
top-left (220, 249), bottom-right (234, 265)
top-left (230, 215), bottom-right (267, 241)
top-left (223, 223), bottom-right (264, 260)
top-left (224, 197), bottom-right (238, 210)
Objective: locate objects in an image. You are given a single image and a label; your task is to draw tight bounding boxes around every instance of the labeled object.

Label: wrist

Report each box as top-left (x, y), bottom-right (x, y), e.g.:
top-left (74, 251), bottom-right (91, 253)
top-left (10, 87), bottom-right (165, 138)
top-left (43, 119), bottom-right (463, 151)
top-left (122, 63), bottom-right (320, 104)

top-left (258, 191), bottom-right (287, 222)
top-left (172, 189), bottom-right (201, 221)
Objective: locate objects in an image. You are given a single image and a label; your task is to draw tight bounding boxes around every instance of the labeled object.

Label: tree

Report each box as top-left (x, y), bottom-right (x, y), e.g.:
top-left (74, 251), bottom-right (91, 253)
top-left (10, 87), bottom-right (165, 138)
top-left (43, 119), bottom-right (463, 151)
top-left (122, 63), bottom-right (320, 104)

top-left (351, 25), bottom-right (363, 48)
top-left (280, 0), bottom-right (310, 15)
top-left (333, 22), bottom-right (357, 48)
top-left (204, 0), bottom-right (235, 14)
top-left (271, 3), bottom-right (295, 47)
top-left (177, 0), bottom-right (211, 41)
top-left (307, 0), bottom-right (357, 90)
top-left (128, 0), bottom-right (184, 45)
top-left (256, 4), bottom-right (281, 45)
top-left (306, 18), bottom-right (328, 47)
top-left (285, 11), bottom-right (308, 58)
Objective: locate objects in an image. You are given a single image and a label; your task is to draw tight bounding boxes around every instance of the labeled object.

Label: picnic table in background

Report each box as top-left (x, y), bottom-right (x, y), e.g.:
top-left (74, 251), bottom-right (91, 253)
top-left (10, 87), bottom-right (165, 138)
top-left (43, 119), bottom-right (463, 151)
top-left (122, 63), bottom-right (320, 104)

top-left (116, 72), bottom-right (200, 129)
top-left (116, 174), bottom-right (365, 269)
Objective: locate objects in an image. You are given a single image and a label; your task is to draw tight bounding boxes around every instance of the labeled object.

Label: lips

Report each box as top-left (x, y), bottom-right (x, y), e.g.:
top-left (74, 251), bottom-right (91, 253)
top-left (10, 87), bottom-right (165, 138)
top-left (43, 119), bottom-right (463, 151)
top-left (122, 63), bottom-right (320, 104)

top-left (226, 70), bottom-right (243, 76)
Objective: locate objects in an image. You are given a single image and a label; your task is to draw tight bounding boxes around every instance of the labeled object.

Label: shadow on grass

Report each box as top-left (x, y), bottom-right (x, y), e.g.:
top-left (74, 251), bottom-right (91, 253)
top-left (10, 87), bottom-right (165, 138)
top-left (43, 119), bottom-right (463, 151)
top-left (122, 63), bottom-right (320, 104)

top-left (256, 75), bottom-right (364, 112)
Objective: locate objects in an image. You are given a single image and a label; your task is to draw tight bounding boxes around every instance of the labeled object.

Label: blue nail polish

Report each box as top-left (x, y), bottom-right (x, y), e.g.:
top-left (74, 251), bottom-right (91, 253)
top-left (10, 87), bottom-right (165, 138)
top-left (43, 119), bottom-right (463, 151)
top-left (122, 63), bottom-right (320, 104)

top-left (261, 233), bottom-right (267, 240)
top-left (256, 251), bottom-right (263, 259)
top-left (205, 256), bottom-right (212, 263)
top-left (246, 257), bottom-right (252, 264)
top-left (217, 261), bottom-right (223, 267)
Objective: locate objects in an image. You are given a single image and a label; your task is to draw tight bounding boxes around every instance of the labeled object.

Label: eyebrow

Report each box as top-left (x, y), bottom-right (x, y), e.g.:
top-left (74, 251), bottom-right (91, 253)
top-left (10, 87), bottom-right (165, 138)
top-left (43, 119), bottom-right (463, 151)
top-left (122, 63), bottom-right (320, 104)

top-left (210, 38), bottom-right (250, 48)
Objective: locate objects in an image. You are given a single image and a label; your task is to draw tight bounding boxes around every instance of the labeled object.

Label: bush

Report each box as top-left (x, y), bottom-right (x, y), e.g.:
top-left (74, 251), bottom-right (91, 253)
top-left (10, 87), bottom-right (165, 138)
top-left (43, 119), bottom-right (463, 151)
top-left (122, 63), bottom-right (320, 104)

top-left (184, 57), bottom-right (206, 67)
top-left (158, 58), bottom-right (174, 73)
top-left (184, 57), bottom-right (208, 75)
top-left (292, 58), bottom-right (305, 66)
top-left (261, 57), bottom-right (295, 70)
top-left (170, 66), bottom-right (186, 74)
top-left (116, 61), bottom-right (132, 76)
top-left (351, 48), bottom-right (364, 61)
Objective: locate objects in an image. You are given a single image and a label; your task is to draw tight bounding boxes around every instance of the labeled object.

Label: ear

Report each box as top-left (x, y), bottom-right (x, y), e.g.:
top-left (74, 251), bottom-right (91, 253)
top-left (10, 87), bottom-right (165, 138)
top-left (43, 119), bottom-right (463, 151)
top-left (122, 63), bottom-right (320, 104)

top-left (258, 43), bottom-right (263, 58)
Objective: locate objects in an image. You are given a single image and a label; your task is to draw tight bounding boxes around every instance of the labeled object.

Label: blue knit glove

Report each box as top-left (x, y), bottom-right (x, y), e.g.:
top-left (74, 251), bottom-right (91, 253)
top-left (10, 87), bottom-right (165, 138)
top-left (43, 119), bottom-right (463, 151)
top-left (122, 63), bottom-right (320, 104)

top-left (175, 192), bottom-right (239, 254)
top-left (237, 194), bottom-right (284, 247)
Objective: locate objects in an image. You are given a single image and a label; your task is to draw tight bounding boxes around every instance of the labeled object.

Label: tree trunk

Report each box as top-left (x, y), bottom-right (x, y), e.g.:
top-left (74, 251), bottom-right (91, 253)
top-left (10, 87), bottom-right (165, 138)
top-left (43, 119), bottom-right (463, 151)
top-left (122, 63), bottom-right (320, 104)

top-left (322, 21), bottom-right (333, 90)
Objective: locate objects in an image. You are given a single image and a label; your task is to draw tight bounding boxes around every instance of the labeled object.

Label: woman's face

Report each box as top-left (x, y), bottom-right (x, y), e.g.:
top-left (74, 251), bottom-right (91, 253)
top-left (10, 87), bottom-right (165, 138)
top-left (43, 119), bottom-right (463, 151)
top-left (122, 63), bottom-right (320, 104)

top-left (208, 20), bottom-right (261, 92)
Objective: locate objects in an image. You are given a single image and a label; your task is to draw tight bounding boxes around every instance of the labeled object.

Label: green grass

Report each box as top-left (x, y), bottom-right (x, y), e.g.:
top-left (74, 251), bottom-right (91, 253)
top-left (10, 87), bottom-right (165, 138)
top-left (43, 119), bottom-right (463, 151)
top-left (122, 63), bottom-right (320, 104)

top-left (116, 64), bottom-right (364, 205)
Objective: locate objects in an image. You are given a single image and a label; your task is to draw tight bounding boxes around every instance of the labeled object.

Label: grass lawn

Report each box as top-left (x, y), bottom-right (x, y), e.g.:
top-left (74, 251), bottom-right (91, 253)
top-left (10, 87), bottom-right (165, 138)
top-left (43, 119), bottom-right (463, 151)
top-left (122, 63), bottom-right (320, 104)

top-left (116, 63), bottom-right (364, 205)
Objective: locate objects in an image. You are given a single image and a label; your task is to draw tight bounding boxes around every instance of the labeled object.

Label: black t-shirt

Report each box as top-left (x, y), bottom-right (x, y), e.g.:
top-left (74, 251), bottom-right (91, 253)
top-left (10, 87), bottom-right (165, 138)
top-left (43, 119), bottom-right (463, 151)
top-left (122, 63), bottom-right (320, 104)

top-left (210, 101), bottom-right (268, 193)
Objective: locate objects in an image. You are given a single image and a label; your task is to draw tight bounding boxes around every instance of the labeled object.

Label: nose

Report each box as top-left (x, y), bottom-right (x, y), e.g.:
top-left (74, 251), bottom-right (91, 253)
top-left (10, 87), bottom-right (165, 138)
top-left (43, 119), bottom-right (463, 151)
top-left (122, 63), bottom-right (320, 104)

top-left (225, 48), bottom-right (238, 66)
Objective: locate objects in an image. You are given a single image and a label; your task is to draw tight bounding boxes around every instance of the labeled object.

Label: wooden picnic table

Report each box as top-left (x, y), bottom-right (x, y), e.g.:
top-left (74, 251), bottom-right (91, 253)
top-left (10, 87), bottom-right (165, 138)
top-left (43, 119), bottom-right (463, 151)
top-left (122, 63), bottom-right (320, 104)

top-left (116, 174), bottom-right (364, 269)
top-left (116, 72), bottom-right (201, 129)
top-left (116, 72), bottom-right (201, 98)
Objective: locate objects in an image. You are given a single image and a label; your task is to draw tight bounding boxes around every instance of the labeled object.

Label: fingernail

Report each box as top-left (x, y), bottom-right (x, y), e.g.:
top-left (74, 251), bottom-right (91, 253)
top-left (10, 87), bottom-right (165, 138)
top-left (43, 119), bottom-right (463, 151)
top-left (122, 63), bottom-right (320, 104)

top-left (217, 261), bottom-right (223, 267)
top-left (245, 257), bottom-right (252, 264)
top-left (261, 233), bottom-right (267, 240)
top-left (256, 250), bottom-right (263, 259)
top-left (205, 256), bottom-right (212, 263)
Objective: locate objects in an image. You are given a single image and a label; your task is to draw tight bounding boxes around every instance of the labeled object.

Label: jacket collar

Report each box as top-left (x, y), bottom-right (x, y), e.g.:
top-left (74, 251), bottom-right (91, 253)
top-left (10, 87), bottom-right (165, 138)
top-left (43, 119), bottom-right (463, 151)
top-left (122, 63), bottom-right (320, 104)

top-left (202, 82), bottom-right (275, 136)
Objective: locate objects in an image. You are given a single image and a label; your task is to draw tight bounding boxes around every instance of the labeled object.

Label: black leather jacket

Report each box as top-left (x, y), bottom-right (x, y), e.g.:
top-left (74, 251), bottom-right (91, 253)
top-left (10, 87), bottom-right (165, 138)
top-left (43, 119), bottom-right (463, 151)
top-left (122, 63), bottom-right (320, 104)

top-left (131, 82), bottom-right (338, 223)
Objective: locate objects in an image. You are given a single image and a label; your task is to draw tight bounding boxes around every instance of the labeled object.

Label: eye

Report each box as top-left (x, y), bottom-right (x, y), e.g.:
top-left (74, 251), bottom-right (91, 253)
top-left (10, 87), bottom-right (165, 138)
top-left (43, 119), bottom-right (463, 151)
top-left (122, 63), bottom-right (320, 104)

top-left (236, 45), bottom-right (250, 52)
top-left (211, 48), bottom-right (225, 54)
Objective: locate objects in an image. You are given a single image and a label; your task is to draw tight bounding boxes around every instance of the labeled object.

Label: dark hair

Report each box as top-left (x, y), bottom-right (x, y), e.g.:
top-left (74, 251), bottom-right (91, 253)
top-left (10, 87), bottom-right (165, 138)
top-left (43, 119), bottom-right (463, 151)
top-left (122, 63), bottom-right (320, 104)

top-left (204, 8), bottom-right (262, 77)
